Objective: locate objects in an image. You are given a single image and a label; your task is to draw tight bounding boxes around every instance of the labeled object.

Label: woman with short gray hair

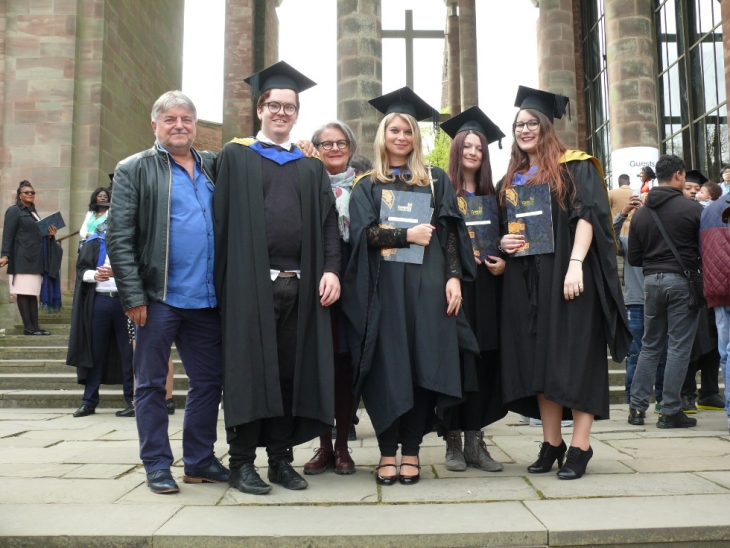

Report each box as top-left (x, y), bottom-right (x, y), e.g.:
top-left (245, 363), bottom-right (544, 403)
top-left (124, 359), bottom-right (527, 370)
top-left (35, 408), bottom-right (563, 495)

top-left (303, 120), bottom-right (360, 476)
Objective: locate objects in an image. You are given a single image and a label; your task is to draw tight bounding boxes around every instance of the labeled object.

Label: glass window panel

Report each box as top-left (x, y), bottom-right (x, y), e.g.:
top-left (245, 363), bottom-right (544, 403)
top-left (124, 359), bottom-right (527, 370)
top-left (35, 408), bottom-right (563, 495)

top-left (664, 1), bottom-right (677, 35)
top-left (701, 40), bottom-right (720, 112)
top-left (695, 0), bottom-right (719, 37)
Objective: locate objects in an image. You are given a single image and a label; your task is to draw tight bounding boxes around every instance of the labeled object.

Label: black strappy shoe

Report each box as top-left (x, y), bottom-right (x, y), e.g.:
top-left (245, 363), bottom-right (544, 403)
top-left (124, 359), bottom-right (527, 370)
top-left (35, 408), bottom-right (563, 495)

top-left (375, 460), bottom-right (397, 486)
top-left (398, 460), bottom-right (421, 485)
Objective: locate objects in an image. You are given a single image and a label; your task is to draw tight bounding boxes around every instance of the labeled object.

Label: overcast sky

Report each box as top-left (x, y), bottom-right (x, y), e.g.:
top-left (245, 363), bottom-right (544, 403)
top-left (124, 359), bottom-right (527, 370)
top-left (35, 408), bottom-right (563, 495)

top-left (182, 0), bottom-right (539, 178)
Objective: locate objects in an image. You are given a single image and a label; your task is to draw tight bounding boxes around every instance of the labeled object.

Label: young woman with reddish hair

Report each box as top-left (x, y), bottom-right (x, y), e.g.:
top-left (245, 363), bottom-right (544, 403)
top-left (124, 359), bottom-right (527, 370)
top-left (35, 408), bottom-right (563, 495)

top-left (499, 87), bottom-right (630, 480)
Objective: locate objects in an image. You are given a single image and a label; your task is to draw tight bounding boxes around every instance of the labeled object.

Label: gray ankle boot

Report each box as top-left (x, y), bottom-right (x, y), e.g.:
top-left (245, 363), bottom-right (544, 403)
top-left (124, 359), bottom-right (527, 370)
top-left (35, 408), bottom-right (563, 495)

top-left (464, 430), bottom-right (503, 472)
top-left (444, 430), bottom-right (466, 471)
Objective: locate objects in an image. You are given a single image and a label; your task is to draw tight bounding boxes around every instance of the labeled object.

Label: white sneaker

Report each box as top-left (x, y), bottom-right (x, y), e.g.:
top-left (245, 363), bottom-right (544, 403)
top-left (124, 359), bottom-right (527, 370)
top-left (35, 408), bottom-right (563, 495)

top-left (529, 418), bottom-right (542, 427)
top-left (519, 415), bottom-right (530, 424)
top-left (561, 420), bottom-right (574, 427)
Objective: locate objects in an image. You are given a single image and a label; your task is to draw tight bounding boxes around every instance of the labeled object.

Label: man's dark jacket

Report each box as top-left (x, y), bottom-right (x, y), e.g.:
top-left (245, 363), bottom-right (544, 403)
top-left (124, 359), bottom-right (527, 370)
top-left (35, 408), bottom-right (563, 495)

top-left (627, 185), bottom-right (702, 275)
top-left (106, 145), bottom-right (216, 311)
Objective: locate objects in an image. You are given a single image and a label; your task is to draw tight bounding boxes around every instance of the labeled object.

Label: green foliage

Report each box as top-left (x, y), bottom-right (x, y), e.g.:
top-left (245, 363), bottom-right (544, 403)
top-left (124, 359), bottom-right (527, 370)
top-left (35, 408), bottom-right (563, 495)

top-left (423, 108), bottom-right (451, 172)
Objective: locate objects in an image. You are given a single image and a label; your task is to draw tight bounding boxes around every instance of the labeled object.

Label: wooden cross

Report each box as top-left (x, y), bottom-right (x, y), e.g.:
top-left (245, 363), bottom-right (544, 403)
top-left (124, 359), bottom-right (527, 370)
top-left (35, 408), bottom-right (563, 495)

top-left (382, 10), bottom-right (444, 89)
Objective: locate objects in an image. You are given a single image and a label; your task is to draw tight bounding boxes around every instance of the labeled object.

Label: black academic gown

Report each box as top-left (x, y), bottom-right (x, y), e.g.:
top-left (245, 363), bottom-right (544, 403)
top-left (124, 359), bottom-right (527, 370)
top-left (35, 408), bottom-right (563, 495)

top-left (342, 168), bottom-right (479, 435)
top-left (213, 141), bottom-right (336, 446)
top-left (500, 158), bottom-right (631, 421)
top-left (66, 238), bottom-right (124, 385)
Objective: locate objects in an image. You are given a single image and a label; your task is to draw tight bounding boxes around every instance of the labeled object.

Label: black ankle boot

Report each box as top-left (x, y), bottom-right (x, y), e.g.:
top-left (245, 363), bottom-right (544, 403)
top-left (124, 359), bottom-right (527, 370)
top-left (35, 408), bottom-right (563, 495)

top-left (527, 440), bottom-right (567, 473)
top-left (557, 446), bottom-right (593, 480)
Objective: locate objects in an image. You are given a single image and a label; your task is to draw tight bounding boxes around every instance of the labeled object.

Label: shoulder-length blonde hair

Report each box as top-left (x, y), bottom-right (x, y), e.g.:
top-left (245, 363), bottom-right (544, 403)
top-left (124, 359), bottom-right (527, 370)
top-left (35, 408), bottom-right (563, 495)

top-left (371, 112), bottom-right (431, 187)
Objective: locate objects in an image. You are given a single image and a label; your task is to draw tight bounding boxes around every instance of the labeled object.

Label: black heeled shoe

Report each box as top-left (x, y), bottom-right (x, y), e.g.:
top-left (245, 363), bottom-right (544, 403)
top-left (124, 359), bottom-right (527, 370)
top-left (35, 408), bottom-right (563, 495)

top-left (375, 460), bottom-right (397, 486)
top-left (527, 440), bottom-right (567, 473)
top-left (557, 446), bottom-right (593, 480)
top-left (398, 460), bottom-right (421, 485)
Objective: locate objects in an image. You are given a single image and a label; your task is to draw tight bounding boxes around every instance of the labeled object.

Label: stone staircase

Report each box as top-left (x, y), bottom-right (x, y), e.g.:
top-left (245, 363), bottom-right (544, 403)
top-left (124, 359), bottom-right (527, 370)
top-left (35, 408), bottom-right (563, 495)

top-left (0, 292), bottom-right (189, 409)
top-left (0, 292), bottom-right (719, 409)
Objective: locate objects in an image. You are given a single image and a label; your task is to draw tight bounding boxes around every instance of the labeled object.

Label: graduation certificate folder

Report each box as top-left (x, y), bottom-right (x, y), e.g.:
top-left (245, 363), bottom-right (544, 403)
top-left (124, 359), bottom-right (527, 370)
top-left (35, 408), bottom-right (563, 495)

top-left (504, 184), bottom-right (554, 256)
top-left (459, 195), bottom-right (500, 260)
top-left (379, 190), bottom-right (433, 264)
top-left (36, 211), bottom-right (65, 235)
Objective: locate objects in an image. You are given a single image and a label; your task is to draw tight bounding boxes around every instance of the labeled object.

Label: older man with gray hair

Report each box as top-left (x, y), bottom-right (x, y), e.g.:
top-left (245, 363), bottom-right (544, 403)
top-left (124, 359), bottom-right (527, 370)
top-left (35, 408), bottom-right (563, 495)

top-left (107, 90), bottom-right (228, 494)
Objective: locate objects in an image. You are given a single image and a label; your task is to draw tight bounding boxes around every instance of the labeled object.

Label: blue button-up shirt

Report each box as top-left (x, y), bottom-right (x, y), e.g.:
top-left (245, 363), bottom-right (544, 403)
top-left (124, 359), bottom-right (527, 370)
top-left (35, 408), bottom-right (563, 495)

top-left (157, 142), bottom-right (217, 309)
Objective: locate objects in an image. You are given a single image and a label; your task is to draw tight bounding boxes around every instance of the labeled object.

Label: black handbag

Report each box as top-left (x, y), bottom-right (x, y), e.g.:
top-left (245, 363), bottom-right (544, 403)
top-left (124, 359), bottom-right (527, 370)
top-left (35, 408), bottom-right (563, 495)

top-left (648, 208), bottom-right (707, 311)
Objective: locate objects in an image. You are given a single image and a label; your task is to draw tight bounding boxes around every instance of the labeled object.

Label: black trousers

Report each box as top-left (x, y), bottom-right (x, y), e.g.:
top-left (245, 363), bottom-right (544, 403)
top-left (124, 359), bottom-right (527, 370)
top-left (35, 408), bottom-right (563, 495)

top-left (377, 385), bottom-right (432, 457)
top-left (681, 350), bottom-right (720, 399)
top-left (228, 276), bottom-right (299, 470)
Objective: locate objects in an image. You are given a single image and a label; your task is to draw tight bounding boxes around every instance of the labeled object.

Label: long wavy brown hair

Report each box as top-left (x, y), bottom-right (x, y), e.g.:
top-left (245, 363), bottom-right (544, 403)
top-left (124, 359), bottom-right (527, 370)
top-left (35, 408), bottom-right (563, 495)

top-left (500, 109), bottom-right (573, 209)
top-left (448, 130), bottom-right (495, 197)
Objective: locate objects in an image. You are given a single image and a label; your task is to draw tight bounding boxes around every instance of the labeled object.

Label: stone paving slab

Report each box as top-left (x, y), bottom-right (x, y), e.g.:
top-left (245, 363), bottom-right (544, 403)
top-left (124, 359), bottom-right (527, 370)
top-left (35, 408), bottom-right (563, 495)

top-left (380, 475), bottom-right (539, 503)
top-left (0, 463), bottom-right (81, 478)
top-left (0, 475), bottom-right (143, 504)
top-left (62, 463), bottom-right (136, 479)
top-left (153, 502), bottom-right (547, 548)
top-left (607, 436), bottom-right (730, 459)
top-left (530, 471), bottom-right (729, 499)
top-left (0, 503), bottom-right (182, 538)
top-left (622, 455), bottom-right (730, 473)
top-left (524, 494), bottom-right (730, 546)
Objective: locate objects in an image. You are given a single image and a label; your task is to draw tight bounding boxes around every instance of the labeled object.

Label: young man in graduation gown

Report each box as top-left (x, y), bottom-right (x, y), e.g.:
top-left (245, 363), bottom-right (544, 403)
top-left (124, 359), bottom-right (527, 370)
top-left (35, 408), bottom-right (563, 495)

top-left (214, 61), bottom-right (341, 495)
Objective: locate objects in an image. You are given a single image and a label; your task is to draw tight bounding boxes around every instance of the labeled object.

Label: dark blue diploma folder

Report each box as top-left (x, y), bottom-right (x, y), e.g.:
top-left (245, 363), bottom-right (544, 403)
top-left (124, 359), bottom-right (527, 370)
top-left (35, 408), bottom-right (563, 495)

top-left (36, 211), bottom-right (65, 235)
top-left (379, 190), bottom-right (433, 265)
top-left (462, 195), bottom-right (500, 260)
top-left (505, 184), bottom-right (554, 257)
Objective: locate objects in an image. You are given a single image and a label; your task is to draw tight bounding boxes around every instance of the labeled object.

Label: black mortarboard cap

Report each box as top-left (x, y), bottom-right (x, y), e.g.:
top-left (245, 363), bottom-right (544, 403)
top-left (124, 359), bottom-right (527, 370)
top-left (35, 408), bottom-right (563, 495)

top-left (108, 173), bottom-right (114, 182)
top-left (440, 106), bottom-right (506, 149)
top-left (685, 169), bottom-right (709, 185)
top-left (243, 60), bottom-right (317, 102)
top-left (514, 85), bottom-right (570, 123)
top-left (368, 87), bottom-right (440, 128)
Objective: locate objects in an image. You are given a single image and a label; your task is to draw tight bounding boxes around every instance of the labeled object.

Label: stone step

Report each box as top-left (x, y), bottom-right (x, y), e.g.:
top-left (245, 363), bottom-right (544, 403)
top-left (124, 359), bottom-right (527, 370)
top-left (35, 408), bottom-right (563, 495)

top-left (0, 335), bottom-right (71, 347)
top-left (9, 324), bottom-right (71, 335)
top-left (0, 359), bottom-right (187, 374)
top-left (0, 389), bottom-right (188, 409)
top-left (0, 346), bottom-right (181, 360)
top-left (0, 373), bottom-right (190, 390)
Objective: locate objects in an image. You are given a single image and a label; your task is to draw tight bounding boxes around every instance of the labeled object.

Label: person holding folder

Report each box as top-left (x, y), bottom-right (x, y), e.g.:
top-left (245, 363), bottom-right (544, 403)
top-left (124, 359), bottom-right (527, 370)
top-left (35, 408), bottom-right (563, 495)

top-left (342, 87), bottom-right (477, 486)
top-left (498, 86), bottom-right (630, 480)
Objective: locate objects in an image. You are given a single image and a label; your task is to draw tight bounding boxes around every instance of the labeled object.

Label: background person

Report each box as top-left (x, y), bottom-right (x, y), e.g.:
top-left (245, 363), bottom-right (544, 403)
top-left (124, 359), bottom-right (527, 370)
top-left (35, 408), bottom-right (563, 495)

top-left (437, 106), bottom-right (507, 473)
top-left (303, 120), bottom-right (359, 477)
top-left (343, 87), bottom-right (478, 487)
top-left (0, 180), bottom-right (59, 335)
top-left (697, 181), bottom-right (721, 207)
top-left (609, 174), bottom-right (633, 237)
top-left (719, 165), bottom-right (730, 196)
top-left (639, 166), bottom-right (657, 197)
top-left (499, 86), bottom-right (630, 480)
top-left (79, 187), bottom-right (110, 240)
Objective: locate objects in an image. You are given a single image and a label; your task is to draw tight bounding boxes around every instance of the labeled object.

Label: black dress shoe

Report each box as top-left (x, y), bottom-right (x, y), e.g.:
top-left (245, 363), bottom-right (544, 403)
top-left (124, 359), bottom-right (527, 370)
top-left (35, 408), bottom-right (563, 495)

top-left (38, 329), bottom-right (51, 335)
top-left (115, 405), bottom-right (135, 418)
top-left (229, 463), bottom-right (272, 495)
top-left (657, 410), bottom-right (697, 428)
top-left (183, 458), bottom-right (230, 484)
top-left (146, 469), bottom-right (179, 494)
top-left (375, 460), bottom-right (397, 486)
top-left (267, 459), bottom-right (308, 490)
top-left (557, 446), bottom-right (593, 480)
top-left (527, 440), bottom-right (567, 473)
top-left (72, 404), bottom-right (95, 418)
top-left (166, 398), bottom-right (175, 415)
top-left (23, 329), bottom-right (44, 336)
top-left (398, 461), bottom-right (421, 485)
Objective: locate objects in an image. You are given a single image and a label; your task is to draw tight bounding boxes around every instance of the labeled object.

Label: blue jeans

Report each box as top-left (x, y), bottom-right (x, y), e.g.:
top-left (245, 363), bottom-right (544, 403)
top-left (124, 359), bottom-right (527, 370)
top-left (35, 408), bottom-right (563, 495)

top-left (135, 302), bottom-right (223, 473)
top-left (714, 306), bottom-right (730, 422)
top-left (630, 273), bottom-right (699, 416)
top-left (625, 304), bottom-right (666, 404)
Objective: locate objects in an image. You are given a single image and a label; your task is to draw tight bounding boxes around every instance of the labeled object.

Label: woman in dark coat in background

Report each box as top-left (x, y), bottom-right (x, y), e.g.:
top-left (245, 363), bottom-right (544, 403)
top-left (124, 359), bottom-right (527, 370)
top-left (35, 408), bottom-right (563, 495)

top-left (0, 180), bottom-right (58, 335)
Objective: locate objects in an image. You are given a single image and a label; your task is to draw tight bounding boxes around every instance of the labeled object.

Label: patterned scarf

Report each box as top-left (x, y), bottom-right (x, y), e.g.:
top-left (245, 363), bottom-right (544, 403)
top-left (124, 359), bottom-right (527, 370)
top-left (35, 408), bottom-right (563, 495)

top-left (329, 167), bottom-right (356, 242)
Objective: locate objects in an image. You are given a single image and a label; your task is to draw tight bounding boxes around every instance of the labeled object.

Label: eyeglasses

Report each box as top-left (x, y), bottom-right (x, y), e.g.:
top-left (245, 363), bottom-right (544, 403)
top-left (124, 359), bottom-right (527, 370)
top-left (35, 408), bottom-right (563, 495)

top-left (262, 101), bottom-right (298, 116)
top-left (21, 191), bottom-right (35, 195)
top-left (317, 140), bottom-right (350, 151)
top-left (514, 120), bottom-right (540, 132)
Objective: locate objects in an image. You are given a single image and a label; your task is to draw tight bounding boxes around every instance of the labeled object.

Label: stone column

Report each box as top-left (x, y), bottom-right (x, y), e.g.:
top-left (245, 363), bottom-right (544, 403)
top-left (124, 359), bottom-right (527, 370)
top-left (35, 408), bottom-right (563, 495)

top-left (604, 0), bottom-right (659, 153)
top-left (337, 0), bottom-right (382, 161)
top-left (223, 0), bottom-right (255, 142)
top-left (458, 0), bottom-right (478, 110)
top-left (447, 1), bottom-right (461, 116)
top-left (722, 0), bottom-right (730, 147)
top-left (537, 0), bottom-right (579, 148)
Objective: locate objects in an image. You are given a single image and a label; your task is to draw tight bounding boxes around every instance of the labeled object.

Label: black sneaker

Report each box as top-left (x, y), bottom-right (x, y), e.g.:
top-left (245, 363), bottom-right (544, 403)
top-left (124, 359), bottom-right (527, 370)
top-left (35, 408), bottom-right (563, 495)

top-left (681, 395), bottom-right (698, 414)
top-left (657, 410), bottom-right (697, 429)
top-left (628, 407), bottom-right (645, 425)
top-left (698, 394), bottom-right (726, 410)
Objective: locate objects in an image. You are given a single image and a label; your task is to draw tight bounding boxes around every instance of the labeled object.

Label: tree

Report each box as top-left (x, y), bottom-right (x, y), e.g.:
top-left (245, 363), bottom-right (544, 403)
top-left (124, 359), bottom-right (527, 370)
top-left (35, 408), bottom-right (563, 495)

top-left (423, 108), bottom-right (451, 171)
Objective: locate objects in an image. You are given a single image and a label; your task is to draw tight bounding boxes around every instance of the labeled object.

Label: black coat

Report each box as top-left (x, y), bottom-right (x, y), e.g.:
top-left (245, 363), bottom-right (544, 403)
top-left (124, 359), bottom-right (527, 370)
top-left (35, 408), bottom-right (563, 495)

top-left (500, 158), bottom-right (631, 421)
top-left (1, 205), bottom-right (44, 275)
top-left (342, 168), bottom-right (479, 435)
top-left (213, 141), bottom-right (337, 444)
top-left (65, 238), bottom-right (125, 385)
